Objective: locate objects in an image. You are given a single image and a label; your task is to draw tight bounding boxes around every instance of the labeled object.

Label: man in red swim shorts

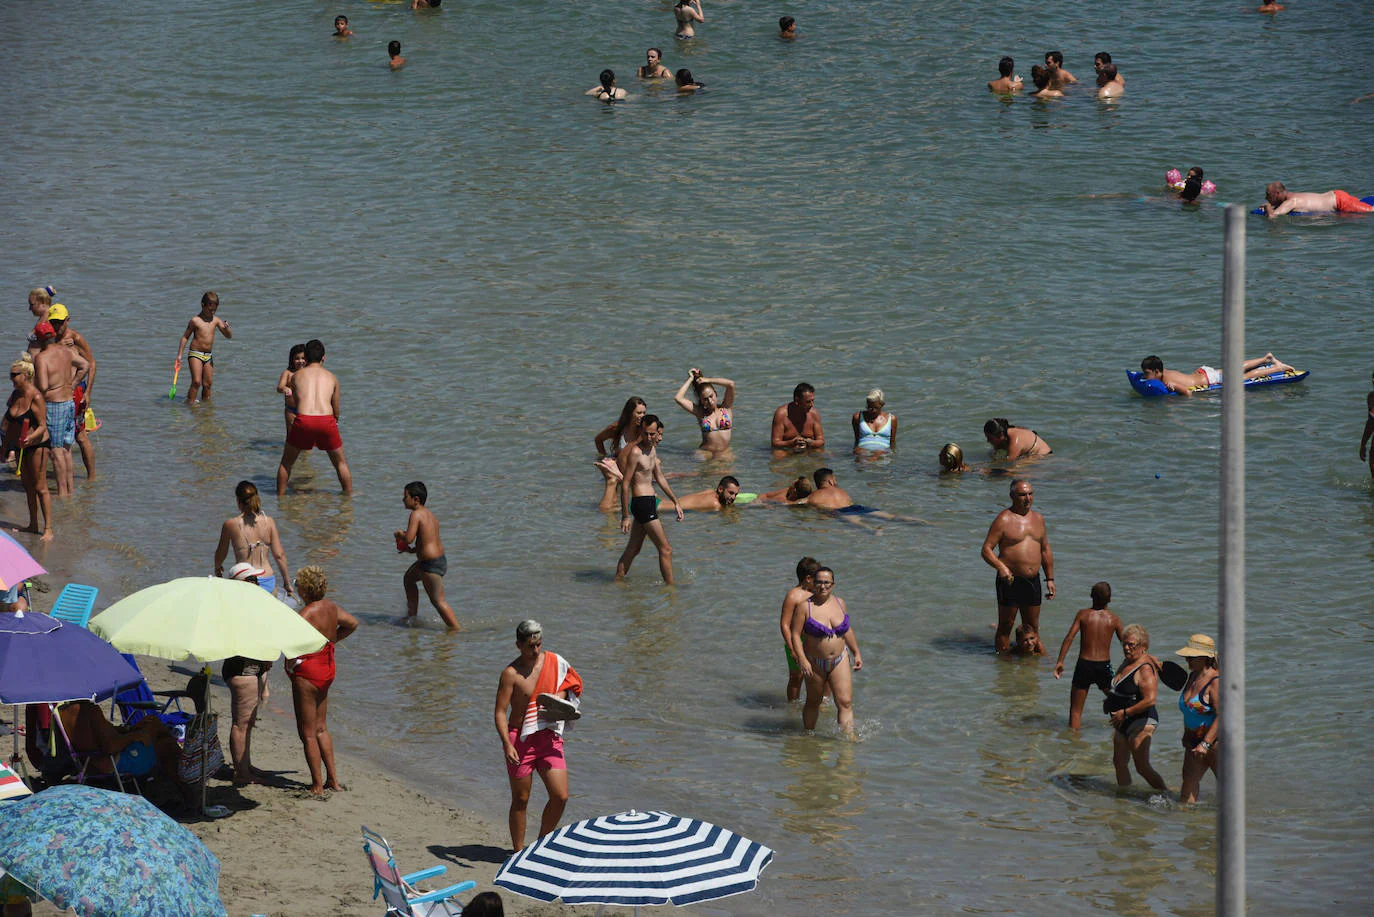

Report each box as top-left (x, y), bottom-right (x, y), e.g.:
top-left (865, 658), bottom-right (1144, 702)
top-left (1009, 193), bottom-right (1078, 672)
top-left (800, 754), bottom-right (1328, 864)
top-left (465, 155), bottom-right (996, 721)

top-left (287, 565), bottom-right (358, 796)
top-left (494, 619), bottom-right (583, 850)
top-left (1263, 181), bottom-right (1374, 217)
top-left (276, 339), bottom-right (353, 495)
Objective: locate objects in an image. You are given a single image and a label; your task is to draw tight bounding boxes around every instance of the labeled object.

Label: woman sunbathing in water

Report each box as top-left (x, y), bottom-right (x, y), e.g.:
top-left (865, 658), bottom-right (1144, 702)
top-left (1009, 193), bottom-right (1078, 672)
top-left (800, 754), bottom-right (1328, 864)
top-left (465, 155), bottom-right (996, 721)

top-left (673, 368), bottom-right (734, 455)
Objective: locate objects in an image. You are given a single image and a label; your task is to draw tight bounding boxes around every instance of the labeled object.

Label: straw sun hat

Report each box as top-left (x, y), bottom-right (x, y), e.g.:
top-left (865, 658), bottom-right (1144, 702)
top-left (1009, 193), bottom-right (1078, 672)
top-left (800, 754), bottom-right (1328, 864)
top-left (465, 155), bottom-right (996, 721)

top-left (1176, 634), bottom-right (1217, 658)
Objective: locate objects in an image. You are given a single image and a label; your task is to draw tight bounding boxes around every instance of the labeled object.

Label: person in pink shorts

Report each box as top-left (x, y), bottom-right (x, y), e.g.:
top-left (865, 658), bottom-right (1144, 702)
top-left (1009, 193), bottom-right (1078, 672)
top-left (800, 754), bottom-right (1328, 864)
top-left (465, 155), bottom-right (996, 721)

top-left (494, 620), bottom-right (583, 850)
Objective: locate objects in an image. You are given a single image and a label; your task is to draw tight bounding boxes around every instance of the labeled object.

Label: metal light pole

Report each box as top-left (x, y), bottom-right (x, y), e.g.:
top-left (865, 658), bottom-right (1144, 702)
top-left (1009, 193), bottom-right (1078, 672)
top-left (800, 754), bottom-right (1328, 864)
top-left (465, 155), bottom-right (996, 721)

top-left (1218, 203), bottom-right (1247, 917)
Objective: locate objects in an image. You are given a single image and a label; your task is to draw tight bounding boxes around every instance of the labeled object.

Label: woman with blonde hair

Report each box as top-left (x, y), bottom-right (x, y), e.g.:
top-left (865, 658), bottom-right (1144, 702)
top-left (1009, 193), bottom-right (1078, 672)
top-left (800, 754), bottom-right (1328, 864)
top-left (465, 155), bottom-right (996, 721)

top-left (214, 480), bottom-right (292, 598)
top-left (1104, 623), bottom-right (1168, 791)
top-left (3, 355), bottom-right (52, 540)
top-left (852, 388), bottom-right (896, 451)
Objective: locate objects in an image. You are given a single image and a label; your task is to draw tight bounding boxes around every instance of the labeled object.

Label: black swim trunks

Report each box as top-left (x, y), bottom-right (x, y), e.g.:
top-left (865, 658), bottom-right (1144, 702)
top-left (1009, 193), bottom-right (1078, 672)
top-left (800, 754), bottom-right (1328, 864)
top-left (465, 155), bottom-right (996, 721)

top-left (418, 553), bottom-right (448, 577)
top-left (630, 495), bottom-right (659, 525)
top-left (1072, 658), bottom-right (1114, 692)
top-left (995, 573), bottom-right (1042, 607)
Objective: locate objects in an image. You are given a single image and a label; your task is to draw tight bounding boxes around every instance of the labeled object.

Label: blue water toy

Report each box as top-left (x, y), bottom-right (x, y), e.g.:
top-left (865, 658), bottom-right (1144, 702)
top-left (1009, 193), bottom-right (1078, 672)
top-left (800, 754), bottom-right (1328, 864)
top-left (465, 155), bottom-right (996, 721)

top-left (1127, 369), bottom-right (1309, 397)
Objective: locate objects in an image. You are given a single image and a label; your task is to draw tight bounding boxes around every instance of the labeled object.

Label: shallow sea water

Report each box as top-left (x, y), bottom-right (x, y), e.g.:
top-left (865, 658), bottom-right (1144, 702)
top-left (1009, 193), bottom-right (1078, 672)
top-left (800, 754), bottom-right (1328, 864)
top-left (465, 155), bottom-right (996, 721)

top-left (2, 1), bottom-right (1373, 913)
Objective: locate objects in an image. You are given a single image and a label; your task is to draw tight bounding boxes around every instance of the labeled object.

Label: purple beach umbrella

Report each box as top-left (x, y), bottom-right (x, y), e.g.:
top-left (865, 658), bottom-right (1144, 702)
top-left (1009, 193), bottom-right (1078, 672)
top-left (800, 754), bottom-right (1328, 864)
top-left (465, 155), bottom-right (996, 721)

top-left (0, 612), bottom-right (143, 705)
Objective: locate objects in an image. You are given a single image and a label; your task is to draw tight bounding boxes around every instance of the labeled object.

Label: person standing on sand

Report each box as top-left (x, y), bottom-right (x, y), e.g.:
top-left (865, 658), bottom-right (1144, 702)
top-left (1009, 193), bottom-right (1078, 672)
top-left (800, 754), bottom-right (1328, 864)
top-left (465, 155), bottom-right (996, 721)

top-left (174, 292), bottom-right (231, 404)
top-left (770, 382), bottom-right (824, 452)
top-left (1052, 582), bottom-right (1125, 728)
top-left (615, 415), bottom-right (683, 584)
top-left (223, 564), bottom-right (276, 787)
top-left (981, 479), bottom-right (1055, 654)
top-left (395, 481), bottom-right (459, 630)
top-left (31, 321), bottom-right (88, 497)
top-left (277, 339), bottom-right (352, 495)
top-left (494, 620), bottom-right (583, 851)
top-left (1359, 370), bottom-right (1374, 478)
top-left (286, 566), bottom-right (358, 797)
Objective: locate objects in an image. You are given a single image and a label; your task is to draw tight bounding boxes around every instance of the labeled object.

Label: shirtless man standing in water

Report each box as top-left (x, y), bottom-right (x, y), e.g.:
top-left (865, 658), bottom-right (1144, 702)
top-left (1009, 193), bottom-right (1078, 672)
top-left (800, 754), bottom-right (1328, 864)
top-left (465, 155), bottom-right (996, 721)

top-left (981, 479), bottom-right (1055, 654)
top-left (615, 415), bottom-right (683, 584)
top-left (771, 382), bottom-right (825, 452)
top-left (32, 321), bottom-right (89, 496)
top-left (277, 339), bottom-right (353, 495)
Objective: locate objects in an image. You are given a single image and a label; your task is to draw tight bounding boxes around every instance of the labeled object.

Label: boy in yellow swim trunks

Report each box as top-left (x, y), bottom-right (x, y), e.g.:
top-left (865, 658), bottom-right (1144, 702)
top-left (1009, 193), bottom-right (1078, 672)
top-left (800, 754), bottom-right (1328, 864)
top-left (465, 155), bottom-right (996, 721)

top-left (174, 291), bottom-right (232, 404)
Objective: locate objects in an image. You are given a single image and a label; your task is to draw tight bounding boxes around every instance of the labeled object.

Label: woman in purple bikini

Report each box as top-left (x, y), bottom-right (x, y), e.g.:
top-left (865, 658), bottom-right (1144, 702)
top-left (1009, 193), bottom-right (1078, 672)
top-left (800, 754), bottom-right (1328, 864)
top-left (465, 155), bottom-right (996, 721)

top-left (791, 566), bottom-right (863, 737)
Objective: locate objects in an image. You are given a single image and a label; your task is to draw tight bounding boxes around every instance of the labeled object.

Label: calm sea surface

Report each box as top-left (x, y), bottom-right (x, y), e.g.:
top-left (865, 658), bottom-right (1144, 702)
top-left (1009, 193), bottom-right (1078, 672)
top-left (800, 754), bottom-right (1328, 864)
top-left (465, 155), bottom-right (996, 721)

top-left (3, 1), bottom-right (1373, 913)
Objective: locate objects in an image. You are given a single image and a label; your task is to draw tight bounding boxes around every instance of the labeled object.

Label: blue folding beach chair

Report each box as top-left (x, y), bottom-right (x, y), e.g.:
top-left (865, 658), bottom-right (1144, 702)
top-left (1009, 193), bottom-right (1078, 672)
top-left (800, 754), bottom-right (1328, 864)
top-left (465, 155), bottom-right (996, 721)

top-left (48, 583), bottom-right (98, 628)
top-left (361, 826), bottom-right (476, 916)
top-left (113, 655), bottom-right (203, 743)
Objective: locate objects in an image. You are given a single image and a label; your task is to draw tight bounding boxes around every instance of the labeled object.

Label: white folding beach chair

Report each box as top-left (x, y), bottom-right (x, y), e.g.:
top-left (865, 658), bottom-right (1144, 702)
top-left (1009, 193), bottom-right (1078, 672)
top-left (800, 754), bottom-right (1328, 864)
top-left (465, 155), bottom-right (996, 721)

top-left (361, 825), bottom-right (476, 917)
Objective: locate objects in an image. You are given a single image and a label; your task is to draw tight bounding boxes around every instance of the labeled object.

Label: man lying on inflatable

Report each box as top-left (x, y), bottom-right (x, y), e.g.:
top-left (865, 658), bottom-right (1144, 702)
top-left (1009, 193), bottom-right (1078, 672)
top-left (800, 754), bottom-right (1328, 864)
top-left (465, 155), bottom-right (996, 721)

top-left (1262, 181), bottom-right (1374, 217)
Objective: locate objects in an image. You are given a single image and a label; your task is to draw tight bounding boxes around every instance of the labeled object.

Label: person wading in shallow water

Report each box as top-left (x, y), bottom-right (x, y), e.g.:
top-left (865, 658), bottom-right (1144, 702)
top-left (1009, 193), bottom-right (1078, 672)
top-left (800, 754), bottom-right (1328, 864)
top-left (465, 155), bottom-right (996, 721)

top-left (981, 479), bottom-right (1054, 654)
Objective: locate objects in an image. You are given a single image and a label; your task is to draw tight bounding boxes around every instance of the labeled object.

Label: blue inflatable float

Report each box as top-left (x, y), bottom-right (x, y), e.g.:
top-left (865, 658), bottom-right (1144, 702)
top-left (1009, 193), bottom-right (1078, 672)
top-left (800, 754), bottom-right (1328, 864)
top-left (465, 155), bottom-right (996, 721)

top-left (1251, 195), bottom-right (1374, 216)
top-left (1127, 369), bottom-right (1310, 397)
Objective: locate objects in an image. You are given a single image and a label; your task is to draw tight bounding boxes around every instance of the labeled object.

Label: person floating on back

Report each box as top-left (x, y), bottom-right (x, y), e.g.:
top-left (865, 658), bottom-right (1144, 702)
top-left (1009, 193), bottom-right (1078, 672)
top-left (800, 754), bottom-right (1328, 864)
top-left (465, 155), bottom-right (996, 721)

top-left (1262, 181), bottom-right (1374, 217)
top-left (1053, 582), bottom-right (1125, 728)
top-left (388, 40), bottom-right (405, 70)
top-left (1138, 353), bottom-right (1296, 395)
top-left (987, 56), bottom-right (1022, 93)
top-left (174, 292), bottom-right (230, 404)
top-left (395, 481), bottom-right (459, 630)
top-left (277, 339), bottom-right (353, 494)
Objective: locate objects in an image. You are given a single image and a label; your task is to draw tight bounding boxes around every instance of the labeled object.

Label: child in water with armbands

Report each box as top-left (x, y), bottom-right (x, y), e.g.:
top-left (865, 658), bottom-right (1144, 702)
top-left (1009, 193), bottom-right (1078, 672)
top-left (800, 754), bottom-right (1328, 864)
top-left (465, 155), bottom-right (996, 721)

top-left (1166, 167), bottom-right (1216, 203)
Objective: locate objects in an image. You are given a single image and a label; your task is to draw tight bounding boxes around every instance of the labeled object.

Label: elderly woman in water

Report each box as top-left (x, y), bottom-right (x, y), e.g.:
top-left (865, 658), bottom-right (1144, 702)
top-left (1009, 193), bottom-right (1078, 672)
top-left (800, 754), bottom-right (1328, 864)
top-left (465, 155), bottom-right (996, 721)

top-left (673, 368), bottom-right (735, 455)
top-left (852, 388), bottom-right (897, 452)
top-left (1105, 624), bottom-right (1169, 792)
top-left (791, 566), bottom-right (862, 737)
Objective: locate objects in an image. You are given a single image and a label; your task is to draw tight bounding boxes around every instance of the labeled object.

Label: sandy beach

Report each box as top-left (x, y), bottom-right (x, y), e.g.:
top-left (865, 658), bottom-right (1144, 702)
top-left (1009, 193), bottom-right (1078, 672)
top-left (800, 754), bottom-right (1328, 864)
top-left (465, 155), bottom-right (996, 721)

top-left (21, 656), bottom-right (590, 917)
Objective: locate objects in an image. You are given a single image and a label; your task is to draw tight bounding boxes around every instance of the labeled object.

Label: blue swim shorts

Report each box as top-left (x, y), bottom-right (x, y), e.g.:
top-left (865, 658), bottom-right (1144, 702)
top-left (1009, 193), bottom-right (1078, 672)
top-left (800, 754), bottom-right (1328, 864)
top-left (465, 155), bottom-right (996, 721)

top-left (46, 399), bottom-right (76, 449)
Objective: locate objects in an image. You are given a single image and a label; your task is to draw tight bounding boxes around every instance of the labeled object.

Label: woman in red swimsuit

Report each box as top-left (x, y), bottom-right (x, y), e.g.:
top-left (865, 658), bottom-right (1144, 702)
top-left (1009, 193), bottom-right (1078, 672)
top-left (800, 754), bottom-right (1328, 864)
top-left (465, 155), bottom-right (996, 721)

top-left (286, 565), bottom-right (358, 796)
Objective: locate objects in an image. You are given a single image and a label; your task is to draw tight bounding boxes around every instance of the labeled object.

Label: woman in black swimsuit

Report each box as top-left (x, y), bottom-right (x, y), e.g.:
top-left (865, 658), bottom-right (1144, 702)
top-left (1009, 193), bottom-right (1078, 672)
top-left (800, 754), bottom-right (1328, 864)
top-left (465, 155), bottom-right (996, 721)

top-left (1105, 623), bottom-right (1168, 791)
top-left (4, 356), bottom-right (53, 540)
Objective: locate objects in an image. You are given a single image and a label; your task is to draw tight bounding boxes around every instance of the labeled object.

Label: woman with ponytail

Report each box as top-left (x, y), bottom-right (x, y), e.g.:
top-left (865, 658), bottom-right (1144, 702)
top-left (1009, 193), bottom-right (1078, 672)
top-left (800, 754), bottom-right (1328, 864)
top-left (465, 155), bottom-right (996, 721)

top-left (214, 480), bottom-right (293, 598)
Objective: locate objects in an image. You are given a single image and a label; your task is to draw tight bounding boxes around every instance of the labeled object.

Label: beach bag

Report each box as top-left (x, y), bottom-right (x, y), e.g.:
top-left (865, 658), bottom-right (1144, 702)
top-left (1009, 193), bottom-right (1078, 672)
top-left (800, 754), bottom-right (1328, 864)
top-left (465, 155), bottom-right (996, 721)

top-left (178, 712), bottom-right (225, 785)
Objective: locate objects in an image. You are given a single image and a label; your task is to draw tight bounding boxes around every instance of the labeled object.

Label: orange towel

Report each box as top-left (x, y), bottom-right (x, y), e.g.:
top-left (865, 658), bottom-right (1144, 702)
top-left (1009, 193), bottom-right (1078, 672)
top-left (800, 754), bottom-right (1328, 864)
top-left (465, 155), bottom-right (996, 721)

top-left (519, 652), bottom-right (583, 740)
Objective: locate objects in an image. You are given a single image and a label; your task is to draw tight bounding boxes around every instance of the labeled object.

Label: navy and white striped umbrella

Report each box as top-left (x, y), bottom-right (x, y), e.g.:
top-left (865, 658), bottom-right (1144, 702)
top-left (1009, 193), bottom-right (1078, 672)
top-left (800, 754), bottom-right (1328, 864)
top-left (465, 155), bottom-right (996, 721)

top-left (494, 810), bottom-right (774, 909)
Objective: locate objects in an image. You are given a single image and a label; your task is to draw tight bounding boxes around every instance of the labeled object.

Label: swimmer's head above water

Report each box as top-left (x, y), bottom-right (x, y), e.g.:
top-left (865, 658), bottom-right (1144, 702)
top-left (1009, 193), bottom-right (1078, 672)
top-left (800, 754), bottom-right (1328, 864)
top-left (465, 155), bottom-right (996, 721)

top-left (1140, 355), bottom-right (1165, 378)
top-left (1093, 51), bottom-right (1112, 72)
top-left (675, 68), bottom-right (701, 90)
top-left (716, 475), bottom-right (741, 506)
top-left (779, 16), bottom-right (795, 38)
top-left (785, 476), bottom-right (814, 501)
top-left (939, 442), bottom-right (965, 471)
top-left (598, 69), bottom-right (616, 96)
top-left (998, 56), bottom-right (1014, 78)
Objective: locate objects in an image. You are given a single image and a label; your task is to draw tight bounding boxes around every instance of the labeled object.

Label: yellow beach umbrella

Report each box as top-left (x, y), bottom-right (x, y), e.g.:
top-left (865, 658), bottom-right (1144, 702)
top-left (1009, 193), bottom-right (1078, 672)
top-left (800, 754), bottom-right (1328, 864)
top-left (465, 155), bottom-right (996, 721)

top-left (90, 577), bottom-right (325, 662)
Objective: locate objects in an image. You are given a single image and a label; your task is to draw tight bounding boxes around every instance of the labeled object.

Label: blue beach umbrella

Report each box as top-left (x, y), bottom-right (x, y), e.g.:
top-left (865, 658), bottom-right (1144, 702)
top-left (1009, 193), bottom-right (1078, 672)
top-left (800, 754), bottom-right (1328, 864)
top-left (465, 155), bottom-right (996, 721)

top-left (0, 784), bottom-right (227, 917)
top-left (494, 809), bottom-right (775, 911)
top-left (0, 611), bottom-right (143, 705)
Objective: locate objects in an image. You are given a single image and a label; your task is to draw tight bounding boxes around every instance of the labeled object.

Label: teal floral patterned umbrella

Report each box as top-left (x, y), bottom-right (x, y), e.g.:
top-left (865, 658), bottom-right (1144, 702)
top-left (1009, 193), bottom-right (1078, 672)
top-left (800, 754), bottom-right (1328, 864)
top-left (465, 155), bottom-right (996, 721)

top-left (0, 785), bottom-right (226, 917)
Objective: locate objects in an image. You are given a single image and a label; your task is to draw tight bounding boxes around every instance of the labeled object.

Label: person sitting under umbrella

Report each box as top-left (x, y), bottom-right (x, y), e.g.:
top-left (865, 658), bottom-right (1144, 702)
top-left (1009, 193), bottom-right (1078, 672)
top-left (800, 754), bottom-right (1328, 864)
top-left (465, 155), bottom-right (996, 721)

top-left (52, 702), bottom-right (186, 799)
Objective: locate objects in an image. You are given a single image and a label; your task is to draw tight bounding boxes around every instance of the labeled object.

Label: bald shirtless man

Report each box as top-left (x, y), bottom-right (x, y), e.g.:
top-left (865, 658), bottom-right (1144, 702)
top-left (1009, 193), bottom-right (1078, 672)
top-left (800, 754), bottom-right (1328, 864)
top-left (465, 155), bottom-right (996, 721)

top-left (31, 321), bottom-right (89, 496)
top-left (981, 479), bottom-right (1055, 654)
top-left (277, 339), bottom-right (352, 495)
top-left (615, 416), bottom-right (683, 584)
top-left (1263, 182), bottom-right (1374, 217)
top-left (671, 475), bottom-right (741, 511)
top-left (771, 382), bottom-right (825, 452)
top-left (1139, 353), bottom-right (1295, 395)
